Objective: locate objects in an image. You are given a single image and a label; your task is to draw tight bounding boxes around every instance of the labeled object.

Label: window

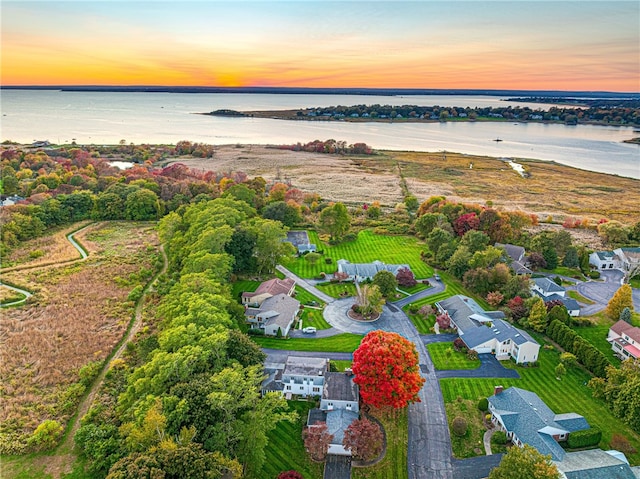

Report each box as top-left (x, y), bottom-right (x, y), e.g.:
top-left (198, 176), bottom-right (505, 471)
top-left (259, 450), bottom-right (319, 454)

top-left (313, 387), bottom-right (320, 393)
top-left (286, 386), bottom-right (291, 391)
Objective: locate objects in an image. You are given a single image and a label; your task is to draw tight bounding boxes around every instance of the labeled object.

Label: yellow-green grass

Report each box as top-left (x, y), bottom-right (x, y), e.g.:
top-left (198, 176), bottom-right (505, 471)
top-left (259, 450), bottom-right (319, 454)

top-left (446, 398), bottom-right (486, 459)
top-left (316, 282), bottom-right (358, 298)
top-left (230, 280), bottom-right (261, 301)
top-left (567, 290), bottom-right (595, 305)
top-left (263, 400), bottom-right (323, 479)
top-left (284, 230), bottom-right (432, 279)
top-left (542, 266), bottom-right (585, 280)
top-left (294, 286), bottom-right (325, 307)
top-left (439, 346), bottom-right (640, 465)
top-left (398, 282), bottom-right (431, 295)
top-left (428, 343), bottom-right (481, 370)
top-left (251, 333), bottom-right (362, 352)
top-left (573, 324), bottom-right (620, 366)
top-left (299, 308), bottom-right (332, 330)
top-left (331, 360), bottom-right (353, 372)
top-left (352, 408), bottom-right (408, 479)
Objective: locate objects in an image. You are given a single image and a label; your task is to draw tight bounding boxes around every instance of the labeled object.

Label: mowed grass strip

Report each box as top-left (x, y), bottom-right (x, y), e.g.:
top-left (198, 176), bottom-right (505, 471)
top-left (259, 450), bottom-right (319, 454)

top-left (428, 343), bottom-right (480, 370)
top-left (230, 280), bottom-right (261, 301)
top-left (263, 400), bottom-right (323, 479)
top-left (439, 345), bottom-right (640, 465)
top-left (352, 407), bottom-right (408, 479)
top-left (294, 285), bottom-right (325, 306)
top-left (252, 333), bottom-right (362, 352)
top-left (315, 282), bottom-right (357, 298)
top-left (574, 324), bottom-right (620, 366)
top-left (299, 308), bottom-right (332, 330)
top-left (285, 230), bottom-right (432, 279)
top-left (567, 290), bottom-right (595, 305)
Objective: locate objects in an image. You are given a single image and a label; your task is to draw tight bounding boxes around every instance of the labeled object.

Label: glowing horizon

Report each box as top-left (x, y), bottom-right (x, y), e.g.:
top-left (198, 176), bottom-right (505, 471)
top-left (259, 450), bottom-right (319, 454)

top-left (2, 1), bottom-right (639, 92)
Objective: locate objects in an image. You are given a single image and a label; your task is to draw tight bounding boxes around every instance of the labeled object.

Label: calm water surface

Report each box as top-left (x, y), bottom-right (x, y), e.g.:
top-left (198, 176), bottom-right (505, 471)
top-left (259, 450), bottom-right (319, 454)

top-left (2, 90), bottom-right (638, 178)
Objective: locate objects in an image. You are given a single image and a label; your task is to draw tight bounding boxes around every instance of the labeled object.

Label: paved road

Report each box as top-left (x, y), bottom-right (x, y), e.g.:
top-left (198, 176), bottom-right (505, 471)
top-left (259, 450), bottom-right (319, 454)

top-left (393, 280), bottom-right (446, 308)
top-left (276, 265), bottom-right (335, 304)
top-left (435, 354), bottom-right (520, 379)
top-left (452, 455), bottom-right (504, 479)
top-left (421, 333), bottom-right (459, 344)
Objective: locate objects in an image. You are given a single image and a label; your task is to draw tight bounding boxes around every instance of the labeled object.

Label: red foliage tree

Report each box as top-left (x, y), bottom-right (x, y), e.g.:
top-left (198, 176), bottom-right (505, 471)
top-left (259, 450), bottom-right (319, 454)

top-left (396, 267), bottom-right (417, 287)
top-left (507, 296), bottom-right (528, 322)
top-left (352, 330), bottom-right (425, 409)
top-left (277, 471), bottom-right (304, 479)
top-left (453, 212), bottom-right (480, 236)
top-left (303, 422), bottom-right (333, 461)
top-left (436, 313), bottom-right (451, 330)
top-left (343, 418), bottom-right (384, 461)
top-left (528, 252), bottom-right (547, 270)
top-left (486, 291), bottom-right (504, 308)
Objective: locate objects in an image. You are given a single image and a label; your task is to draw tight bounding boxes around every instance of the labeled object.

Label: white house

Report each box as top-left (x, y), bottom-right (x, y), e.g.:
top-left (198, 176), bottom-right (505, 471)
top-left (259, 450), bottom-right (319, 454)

top-left (589, 251), bottom-right (620, 270)
top-left (436, 295), bottom-right (540, 364)
top-left (281, 356), bottom-right (328, 397)
top-left (336, 259), bottom-right (411, 282)
top-left (608, 320), bottom-right (640, 361)
top-left (613, 247), bottom-right (640, 276)
top-left (244, 293), bottom-right (300, 336)
top-left (530, 277), bottom-right (580, 317)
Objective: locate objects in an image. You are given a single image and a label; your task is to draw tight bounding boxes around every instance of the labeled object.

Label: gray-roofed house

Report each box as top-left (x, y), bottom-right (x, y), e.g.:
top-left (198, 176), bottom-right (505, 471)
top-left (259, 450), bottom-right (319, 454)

top-left (262, 355), bottom-right (329, 398)
top-left (241, 277), bottom-right (296, 305)
top-left (336, 259), bottom-right (411, 282)
top-left (554, 448), bottom-right (640, 479)
top-left (531, 278), bottom-right (580, 316)
top-left (495, 242), bottom-right (533, 275)
top-left (436, 295), bottom-right (540, 363)
top-left (488, 386), bottom-right (590, 462)
top-left (589, 250), bottom-right (620, 270)
top-left (307, 371), bottom-right (361, 457)
top-left (244, 293), bottom-right (300, 336)
top-left (286, 230), bottom-right (317, 254)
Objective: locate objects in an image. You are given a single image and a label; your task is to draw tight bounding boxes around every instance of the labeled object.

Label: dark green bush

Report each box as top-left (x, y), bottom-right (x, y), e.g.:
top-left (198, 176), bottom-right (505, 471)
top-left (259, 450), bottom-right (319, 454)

top-left (452, 417), bottom-right (468, 437)
top-left (478, 397), bottom-right (489, 412)
top-left (492, 431), bottom-right (508, 445)
top-left (567, 428), bottom-right (602, 448)
top-left (589, 270), bottom-right (600, 279)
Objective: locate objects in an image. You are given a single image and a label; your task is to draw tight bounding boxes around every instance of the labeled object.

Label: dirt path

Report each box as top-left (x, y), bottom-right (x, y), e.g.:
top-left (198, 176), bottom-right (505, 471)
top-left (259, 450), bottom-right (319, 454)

top-left (38, 243), bottom-right (168, 478)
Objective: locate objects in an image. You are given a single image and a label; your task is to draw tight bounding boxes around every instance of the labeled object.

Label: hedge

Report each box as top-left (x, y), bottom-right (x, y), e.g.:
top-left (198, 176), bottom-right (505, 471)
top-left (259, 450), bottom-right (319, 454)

top-left (567, 428), bottom-right (602, 448)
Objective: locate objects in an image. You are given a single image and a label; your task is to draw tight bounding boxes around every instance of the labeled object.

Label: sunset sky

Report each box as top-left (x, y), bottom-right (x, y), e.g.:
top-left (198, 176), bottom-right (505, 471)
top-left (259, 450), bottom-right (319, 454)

top-left (2, 1), bottom-right (639, 91)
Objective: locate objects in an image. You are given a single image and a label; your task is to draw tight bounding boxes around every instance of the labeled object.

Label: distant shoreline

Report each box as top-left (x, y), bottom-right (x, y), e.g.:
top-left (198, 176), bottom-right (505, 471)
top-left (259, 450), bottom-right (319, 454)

top-left (2, 85), bottom-right (638, 99)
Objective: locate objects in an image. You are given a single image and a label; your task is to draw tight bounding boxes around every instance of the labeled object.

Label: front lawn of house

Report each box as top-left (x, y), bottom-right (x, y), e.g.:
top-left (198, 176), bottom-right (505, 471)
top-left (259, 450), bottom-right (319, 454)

top-left (352, 407), bottom-right (408, 479)
top-left (567, 290), bottom-right (596, 305)
top-left (284, 230), bottom-right (433, 279)
top-left (251, 333), bottom-right (362, 352)
top-left (439, 343), bottom-right (640, 464)
top-left (298, 308), bottom-right (332, 330)
top-left (294, 285), bottom-right (326, 307)
top-left (315, 281), bottom-right (358, 298)
top-left (428, 343), bottom-right (481, 370)
top-left (446, 398), bottom-right (487, 459)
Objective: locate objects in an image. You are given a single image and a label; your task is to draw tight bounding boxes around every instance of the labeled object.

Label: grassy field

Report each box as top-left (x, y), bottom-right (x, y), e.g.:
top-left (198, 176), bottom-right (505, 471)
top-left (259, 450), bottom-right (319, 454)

top-left (352, 408), bottom-right (408, 479)
top-left (0, 222), bottom-right (159, 455)
top-left (573, 316), bottom-right (620, 366)
top-left (330, 360), bottom-right (353, 372)
top-left (398, 282), bottom-right (431, 295)
top-left (299, 308), bottom-right (332, 330)
top-left (252, 333), bottom-right (362, 352)
top-left (230, 279), bottom-right (261, 301)
top-left (428, 343), bottom-right (481, 370)
top-left (316, 282), bottom-right (358, 298)
top-left (542, 266), bottom-right (585, 280)
top-left (439, 343), bottom-right (640, 465)
top-left (567, 290), bottom-right (596, 305)
top-left (263, 400), bottom-right (323, 479)
top-left (284, 230), bottom-right (433, 279)
top-left (0, 286), bottom-right (27, 304)
top-left (446, 398), bottom-right (486, 459)
top-left (295, 285), bottom-right (326, 306)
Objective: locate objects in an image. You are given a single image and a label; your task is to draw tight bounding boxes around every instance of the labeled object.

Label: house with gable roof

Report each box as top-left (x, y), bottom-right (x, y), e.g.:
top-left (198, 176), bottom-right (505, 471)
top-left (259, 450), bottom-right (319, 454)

top-left (336, 259), bottom-right (411, 282)
top-left (589, 250), bottom-right (621, 270)
top-left (531, 277), bottom-right (580, 316)
top-left (488, 386), bottom-right (590, 461)
top-left (614, 247), bottom-right (640, 276)
top-left (608, 320), bottom-right (640, 361)
top-left (495, 242), bottom-right (533, 275)
top-left (241, 277), bottom-right (295, 305)
top-left (436, 295), bottom-right (540, 363)
top-left (244, 293), bottom-right (299, 336)
top-left (261, 356), bottom-right (329, 398)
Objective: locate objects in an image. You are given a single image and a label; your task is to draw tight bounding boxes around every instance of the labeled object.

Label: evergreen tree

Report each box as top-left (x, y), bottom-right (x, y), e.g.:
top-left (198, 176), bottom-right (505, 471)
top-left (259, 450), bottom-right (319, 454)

top-left (620, 307), bottom-right (632, 324)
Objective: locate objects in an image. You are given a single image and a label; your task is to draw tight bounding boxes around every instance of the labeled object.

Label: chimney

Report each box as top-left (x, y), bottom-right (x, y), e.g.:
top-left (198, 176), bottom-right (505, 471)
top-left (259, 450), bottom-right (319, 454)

top-left (494, 385), bottom-right (504, 396)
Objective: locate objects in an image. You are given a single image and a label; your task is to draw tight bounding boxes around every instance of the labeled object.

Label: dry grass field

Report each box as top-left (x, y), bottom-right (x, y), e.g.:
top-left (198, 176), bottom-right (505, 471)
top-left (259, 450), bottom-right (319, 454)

top-left (0, 222), bottom-right (159, 451)
top-left (170, 145), bottom-right (640, 223)
top-left (1, 222), bottom-right (94, 272)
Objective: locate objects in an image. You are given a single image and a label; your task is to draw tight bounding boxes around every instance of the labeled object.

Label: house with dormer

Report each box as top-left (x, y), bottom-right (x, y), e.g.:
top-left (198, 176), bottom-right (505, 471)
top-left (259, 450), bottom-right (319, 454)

top-left (488, 386), bottom-right (590, 461)
top-left (436, 295), bottom-right (540, 364)
top-left (244, 293), bottom-right (299, 336)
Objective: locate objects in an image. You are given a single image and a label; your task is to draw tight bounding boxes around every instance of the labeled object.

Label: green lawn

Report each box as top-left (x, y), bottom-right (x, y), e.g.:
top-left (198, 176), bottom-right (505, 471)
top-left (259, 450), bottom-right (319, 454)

top-left (251, 333), bottom-right (362, 352)
top-left (574, 324), bottom-right (621, 366)
top-left (446, 398), bottom-right (486, 459)
top-left (542, 266), bottom-right (585, 280)
top-left (230, 279), bottom-right (261, 301)
top-left (284, 230), bottom-right (433, 279)
top-left (330, 360), bottom-right (353, 372)
top-left (352, 408), bottom-right (408, 479)
top-left (428, 343), bottom-right (481, 370)
top-left (315, 282), bottom-right (357, 299)
top-left (439, 345), bottom-right (640, 465)
top-left (567, 290), bottom-right (596, 305)
top-left (299, 308), bottom-right (332, 330)
top-left (294, 286), bottom-right (325, 307)
top-left (263, 400), bottom-right (323, 479)
top-left (397, 281), bottom-right (431, 295)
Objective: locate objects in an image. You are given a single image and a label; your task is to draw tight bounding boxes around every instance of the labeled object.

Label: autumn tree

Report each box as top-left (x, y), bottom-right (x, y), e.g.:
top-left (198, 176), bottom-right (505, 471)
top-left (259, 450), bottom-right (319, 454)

top-left (342, 418), bottom-right (383, 461)
top-left (489, 444), bottom-right (560, 479)
top-left (373, 270), bottom-right (398, 298)
top-left (436, 313), bottom-right (451, 330)
top-left (606, 284), bottom-right (634, 320)
top-left (589, 359), bottom-right (640, 431)
top-left (277, 471), bottom-right (304, 479)
top-left (527, 296), bottom-right (548, 333)
top-left (303, 422), bottom-right (332, 461)
top-left (396, 267), bottom-right (417, 287)
top-left (352, 330), bottom-right (425, 409)
top-left (354, 284), bottom-right (385, 319)
top-left (486, 291), bottom-right (504, 308)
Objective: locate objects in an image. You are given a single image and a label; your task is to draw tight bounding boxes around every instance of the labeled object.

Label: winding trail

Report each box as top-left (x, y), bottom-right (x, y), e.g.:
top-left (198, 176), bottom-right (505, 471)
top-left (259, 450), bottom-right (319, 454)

top-left (0, 223), bottom-right (92, 307)
top-left (41, 243), bottom-right (168, 478)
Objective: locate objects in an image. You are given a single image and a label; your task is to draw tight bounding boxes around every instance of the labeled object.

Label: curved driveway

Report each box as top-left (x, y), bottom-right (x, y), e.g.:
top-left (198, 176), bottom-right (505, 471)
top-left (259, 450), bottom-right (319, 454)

top-left (570, 270), bottom-right (640, 315)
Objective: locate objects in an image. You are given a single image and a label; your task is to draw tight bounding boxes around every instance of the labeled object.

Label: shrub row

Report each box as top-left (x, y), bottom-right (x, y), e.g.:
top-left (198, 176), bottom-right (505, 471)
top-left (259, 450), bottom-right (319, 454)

top-left (546, 320), bottom-right (609, 377)
top-left (567, 427), bottom-right (602, 448)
